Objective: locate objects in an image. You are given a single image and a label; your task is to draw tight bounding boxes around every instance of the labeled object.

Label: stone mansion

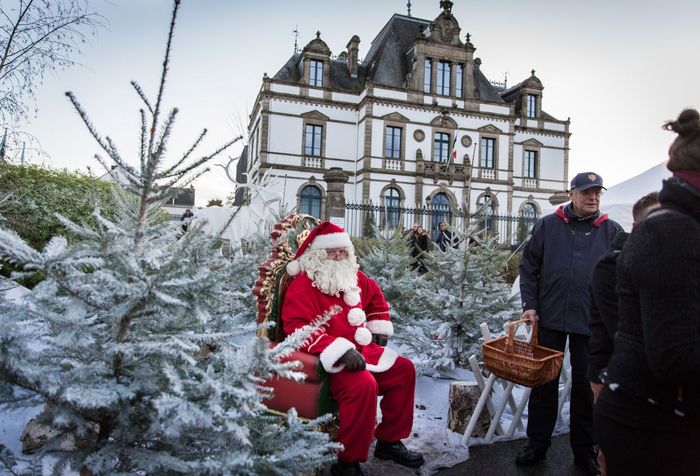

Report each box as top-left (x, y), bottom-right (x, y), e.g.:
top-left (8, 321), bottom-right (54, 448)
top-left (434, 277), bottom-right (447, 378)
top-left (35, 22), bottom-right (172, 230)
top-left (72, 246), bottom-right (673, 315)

top-left (240, 0), bottom-right (570, 236)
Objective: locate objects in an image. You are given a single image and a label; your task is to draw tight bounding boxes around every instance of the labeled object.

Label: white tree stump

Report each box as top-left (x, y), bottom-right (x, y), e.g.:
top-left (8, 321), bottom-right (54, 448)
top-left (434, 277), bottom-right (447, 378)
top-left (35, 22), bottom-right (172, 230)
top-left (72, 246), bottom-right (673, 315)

top-left (448, 381), bottom-right (490, 436)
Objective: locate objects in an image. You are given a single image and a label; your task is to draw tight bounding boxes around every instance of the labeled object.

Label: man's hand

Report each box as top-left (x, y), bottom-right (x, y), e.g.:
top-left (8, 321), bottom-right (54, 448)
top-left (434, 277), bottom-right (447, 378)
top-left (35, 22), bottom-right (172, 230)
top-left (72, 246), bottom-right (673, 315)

top-left (590, 382), bottom-right (603, 403)
top-left (338, 349), bottom-right (366, 372)
top-left (372, 334), bottom-right (389, 346)
top-left (522, 309), bottom-right (539, 323)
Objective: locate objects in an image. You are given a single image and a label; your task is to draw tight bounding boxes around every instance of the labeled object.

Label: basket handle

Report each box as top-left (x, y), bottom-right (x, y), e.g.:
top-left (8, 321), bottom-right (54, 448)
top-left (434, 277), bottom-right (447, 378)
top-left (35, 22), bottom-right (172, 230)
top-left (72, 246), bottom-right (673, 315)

top-left (505, 318), bottom-right (538, 353)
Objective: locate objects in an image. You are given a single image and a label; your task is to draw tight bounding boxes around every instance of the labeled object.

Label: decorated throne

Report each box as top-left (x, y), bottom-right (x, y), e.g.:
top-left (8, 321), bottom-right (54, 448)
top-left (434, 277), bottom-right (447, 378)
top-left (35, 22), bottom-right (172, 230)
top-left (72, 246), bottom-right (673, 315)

top-left (253, 214), bottom-right (338, 419)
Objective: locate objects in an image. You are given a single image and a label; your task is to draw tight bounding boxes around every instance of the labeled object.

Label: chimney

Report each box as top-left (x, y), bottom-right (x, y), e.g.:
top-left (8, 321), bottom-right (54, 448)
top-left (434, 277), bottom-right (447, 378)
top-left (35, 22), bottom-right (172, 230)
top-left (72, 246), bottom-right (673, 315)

top-left (346, 35), bottom-right (360, 78)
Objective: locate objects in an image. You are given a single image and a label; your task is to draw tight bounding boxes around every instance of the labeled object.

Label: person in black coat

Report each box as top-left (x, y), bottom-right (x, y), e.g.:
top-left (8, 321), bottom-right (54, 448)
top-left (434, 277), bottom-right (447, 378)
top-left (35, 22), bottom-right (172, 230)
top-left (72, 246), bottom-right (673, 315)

top-left (587, 192), bottom-right (659, 475)
top-left (594, 109), bottom-right (700, 475)
top-left (435, 222), bottom-right (458, 251)
top-left (410, 226), bottom-right (429, 273)
top-left (587, 192), bottom-right (660, 399)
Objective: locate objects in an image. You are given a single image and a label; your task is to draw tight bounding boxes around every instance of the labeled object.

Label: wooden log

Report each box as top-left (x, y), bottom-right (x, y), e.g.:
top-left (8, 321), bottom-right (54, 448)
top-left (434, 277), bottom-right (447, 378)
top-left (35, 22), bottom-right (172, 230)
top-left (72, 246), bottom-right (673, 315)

top-left (448, 380), bottom-right (491, 437)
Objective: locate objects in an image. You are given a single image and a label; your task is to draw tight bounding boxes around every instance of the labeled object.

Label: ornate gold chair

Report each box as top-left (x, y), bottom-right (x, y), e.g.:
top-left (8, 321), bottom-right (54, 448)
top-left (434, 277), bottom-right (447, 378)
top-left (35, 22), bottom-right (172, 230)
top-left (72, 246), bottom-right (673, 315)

top-left (253, 214), bottom-right (338, 419)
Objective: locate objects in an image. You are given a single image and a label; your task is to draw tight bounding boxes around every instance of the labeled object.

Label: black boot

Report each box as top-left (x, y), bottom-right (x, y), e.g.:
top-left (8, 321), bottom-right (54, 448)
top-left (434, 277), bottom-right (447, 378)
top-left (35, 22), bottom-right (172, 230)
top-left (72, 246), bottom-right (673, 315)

top-left (330, 460), bottom-right (365, 476)
top-left (374, 440), bottom-right (425, 468)
top-left (574, 449), bottom-right (600, 476)
top-left (515, 445), bottom-right (547, 465)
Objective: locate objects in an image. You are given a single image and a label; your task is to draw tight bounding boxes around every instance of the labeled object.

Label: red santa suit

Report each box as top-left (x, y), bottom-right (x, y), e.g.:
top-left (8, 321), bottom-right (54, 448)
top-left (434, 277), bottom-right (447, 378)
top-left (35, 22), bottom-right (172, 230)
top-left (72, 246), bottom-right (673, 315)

top-left (281, 223), bottom-right (416, 464)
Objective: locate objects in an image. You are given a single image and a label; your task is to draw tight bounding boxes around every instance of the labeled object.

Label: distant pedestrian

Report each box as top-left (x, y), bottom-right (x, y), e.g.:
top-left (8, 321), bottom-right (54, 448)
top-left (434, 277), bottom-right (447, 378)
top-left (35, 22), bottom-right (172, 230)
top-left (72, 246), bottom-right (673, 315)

top-left (435, 222), bottom-right (457, 251)
top-left (402, 223), bottom-right (420, 241)
top-left (516, 171), bottom-right (622, 476)
top-left (594, 108), bottom-right (700, 475)
top-left (411, 226), bottom-right (429, 273)
top-left (181, 208), bottom-right (194, 233)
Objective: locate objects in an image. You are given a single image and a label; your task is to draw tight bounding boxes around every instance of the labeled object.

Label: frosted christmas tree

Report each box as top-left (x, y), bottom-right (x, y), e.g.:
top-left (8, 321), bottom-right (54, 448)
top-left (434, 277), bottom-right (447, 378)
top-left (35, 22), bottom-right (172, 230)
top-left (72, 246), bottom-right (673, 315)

top-left (357, 227), bottom-right (520, 376)
top-left (0, 2), bottom-right (339, 474)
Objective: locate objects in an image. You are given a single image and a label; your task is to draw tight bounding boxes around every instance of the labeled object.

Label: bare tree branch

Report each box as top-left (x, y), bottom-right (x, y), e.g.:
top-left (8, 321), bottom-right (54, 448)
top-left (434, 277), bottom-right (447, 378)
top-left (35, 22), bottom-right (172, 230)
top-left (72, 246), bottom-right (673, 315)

top-left (0, 0), bottom-right (106, 124)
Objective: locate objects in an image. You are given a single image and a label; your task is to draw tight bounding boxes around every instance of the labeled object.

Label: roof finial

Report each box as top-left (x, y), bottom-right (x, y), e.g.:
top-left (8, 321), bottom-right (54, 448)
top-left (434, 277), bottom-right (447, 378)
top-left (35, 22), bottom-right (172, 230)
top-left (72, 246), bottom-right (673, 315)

top-left (316, 31), bottom-right (321, 39)
top-left (407, 0), bottom-right (412, 16)
top-left (293, 25), bottom-right (299, 54)
top-left (466, 32), bottom-right (471, 42)
top-left (531, 69), bottom-right (536, 76)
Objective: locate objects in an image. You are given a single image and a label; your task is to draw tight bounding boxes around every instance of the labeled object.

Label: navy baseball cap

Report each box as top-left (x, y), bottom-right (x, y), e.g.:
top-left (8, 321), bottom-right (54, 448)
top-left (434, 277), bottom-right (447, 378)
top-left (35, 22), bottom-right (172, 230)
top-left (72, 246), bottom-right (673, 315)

top-left (569, 172), bottom-right (606, 191)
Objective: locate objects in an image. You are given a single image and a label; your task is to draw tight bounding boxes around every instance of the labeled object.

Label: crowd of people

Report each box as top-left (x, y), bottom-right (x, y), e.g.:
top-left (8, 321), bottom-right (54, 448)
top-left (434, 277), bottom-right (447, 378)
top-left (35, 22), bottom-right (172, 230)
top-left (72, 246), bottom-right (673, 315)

top-left (516, 108), bottom-right (700, 476)
top-left (402, 221), bottom-right (460, 273)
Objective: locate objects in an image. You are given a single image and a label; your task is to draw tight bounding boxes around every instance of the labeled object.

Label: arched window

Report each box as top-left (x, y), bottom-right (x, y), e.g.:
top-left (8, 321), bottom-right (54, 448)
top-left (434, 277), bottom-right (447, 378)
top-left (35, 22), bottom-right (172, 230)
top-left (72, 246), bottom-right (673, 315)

top-left (476, 194), bottom-right (496, 234)
top-left (431, 192), bottom-right (451, 240)
top-left (299, 186), bottom-right (322, 218)
top-left (518, 202), bottom-right (538, 242)
top-left (383, 187), bottom-right (401, 228)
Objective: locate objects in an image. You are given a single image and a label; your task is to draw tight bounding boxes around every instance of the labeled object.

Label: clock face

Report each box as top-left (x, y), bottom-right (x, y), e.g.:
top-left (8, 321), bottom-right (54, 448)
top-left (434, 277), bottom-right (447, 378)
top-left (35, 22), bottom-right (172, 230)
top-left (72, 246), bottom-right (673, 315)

top-left (413, 129), bottom-right (425, 142)
top-left (461, 135), bottom-right (472, 148)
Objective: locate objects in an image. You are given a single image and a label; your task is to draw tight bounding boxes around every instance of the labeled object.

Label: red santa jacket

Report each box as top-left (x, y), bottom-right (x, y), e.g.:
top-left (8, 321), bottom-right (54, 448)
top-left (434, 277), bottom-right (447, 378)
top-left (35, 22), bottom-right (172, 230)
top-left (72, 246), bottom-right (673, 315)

top-left (281, 271), bottom-right (399, 374)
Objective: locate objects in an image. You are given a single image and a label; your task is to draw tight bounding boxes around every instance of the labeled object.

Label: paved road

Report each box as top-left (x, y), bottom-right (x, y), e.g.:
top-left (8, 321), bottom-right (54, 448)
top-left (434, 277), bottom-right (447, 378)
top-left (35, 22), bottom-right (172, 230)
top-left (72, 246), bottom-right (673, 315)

top-left (345, 435), bottom-right (593, 476)
top-left (436, 434), bottom-right (591, 476)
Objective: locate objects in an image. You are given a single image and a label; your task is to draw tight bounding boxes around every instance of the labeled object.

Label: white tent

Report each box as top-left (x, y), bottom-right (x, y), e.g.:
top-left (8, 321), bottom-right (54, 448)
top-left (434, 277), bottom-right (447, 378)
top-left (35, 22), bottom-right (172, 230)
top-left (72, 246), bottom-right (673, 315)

top-left (600, 161), bottom-right (670, 230)
top-left (190, 186), bottom-right (284, 249)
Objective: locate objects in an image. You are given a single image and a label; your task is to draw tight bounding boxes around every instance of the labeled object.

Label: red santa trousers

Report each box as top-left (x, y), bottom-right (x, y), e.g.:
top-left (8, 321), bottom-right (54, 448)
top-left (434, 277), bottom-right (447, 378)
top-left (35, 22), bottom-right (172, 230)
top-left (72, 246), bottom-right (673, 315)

top-left (329, 356), bottom-right (416, 463)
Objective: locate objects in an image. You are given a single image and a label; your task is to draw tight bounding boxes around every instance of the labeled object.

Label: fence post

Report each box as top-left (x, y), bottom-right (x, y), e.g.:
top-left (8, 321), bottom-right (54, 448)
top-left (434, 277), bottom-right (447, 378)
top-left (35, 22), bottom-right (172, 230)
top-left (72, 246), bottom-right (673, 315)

top-left (323, 167), bottom-right (349, 226)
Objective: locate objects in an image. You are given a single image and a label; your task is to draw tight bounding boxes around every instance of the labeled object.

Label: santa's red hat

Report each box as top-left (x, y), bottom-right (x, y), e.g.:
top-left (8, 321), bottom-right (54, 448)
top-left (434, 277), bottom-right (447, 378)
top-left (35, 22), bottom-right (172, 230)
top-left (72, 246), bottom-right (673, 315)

top-left (286, 221), bottom-right (353, 276)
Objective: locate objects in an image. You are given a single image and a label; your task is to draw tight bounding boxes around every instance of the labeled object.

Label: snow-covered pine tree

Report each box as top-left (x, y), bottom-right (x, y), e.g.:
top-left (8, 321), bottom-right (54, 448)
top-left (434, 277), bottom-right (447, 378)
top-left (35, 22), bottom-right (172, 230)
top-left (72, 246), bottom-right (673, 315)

top-left (410, 231), bottom-right (521, 375)
top-left (0, 2), bottom-right (339, 474)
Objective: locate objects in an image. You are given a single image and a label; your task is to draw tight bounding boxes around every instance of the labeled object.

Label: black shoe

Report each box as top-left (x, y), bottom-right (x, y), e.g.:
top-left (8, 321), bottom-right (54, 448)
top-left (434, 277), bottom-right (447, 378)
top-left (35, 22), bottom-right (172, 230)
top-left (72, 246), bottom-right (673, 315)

top-left (515, 446), bottom-right (547, 466)
top-left (574, 453), bottom-right (600, 476)
top-left (330, 460), bottom-right (365, 476)
top-left (374, 440), bottom-right (425, 468)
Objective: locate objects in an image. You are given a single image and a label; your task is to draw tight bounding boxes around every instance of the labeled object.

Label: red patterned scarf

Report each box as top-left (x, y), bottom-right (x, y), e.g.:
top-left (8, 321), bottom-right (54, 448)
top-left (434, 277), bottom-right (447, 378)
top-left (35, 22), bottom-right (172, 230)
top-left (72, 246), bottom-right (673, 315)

top-left (674, 170), bottom-right (700, 192)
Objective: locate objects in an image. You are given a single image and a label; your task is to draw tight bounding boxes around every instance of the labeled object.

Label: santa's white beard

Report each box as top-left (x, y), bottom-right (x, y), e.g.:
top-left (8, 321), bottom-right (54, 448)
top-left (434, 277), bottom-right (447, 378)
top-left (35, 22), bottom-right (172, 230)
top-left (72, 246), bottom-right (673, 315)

top-left (299, 248), bottom-right (359, 296)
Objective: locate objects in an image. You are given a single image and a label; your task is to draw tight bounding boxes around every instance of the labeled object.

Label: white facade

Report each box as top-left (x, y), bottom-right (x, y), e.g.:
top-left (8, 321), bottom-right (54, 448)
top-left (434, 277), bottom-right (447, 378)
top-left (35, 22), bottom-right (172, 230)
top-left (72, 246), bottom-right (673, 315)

top-left (244, 2), bottom-right (570, 236)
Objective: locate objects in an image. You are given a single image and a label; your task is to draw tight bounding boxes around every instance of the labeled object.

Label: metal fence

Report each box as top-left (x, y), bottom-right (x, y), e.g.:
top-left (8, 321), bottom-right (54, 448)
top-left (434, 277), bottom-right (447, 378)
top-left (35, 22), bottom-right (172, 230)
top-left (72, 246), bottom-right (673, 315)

top-left (344, 201), bottom-right (537, 248)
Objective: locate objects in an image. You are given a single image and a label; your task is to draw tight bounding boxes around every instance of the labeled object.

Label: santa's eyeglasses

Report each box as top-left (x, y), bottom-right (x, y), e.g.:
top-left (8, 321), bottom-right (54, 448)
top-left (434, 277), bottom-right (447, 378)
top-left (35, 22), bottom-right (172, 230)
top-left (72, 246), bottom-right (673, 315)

top-left (325, 248), bottom-right (349, 258)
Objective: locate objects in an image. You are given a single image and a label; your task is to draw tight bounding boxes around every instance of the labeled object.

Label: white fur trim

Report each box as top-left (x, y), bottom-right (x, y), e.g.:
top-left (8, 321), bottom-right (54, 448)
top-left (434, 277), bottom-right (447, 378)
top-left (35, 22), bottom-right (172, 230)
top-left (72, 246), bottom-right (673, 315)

top-left (286, 260), bottom-right (301, 276)
top-left (309, 232), bottom-right (352, 250)
top-left (319, 337), bottom-right (356, 374)
top-left (366, 320), bottom-right (394, 337)
top-left (343, 290), bottom-right (361, 307)
top-left (354, 327), bottom-right (372, 346)
top-left (347, 308), bottom-right (366, 326)
top-left (365, 347), bottom-right (399, 373)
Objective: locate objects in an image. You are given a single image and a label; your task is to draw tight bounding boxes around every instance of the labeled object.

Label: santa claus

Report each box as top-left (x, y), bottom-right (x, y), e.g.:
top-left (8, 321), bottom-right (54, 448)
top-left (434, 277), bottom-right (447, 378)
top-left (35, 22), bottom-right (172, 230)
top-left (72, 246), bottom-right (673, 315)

top-left (282, 222), bottom-right (424, 476)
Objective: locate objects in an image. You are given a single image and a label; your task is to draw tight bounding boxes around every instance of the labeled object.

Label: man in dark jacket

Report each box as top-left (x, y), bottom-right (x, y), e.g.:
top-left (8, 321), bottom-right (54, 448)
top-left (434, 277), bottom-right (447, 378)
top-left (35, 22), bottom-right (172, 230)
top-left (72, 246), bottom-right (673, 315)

top-left (516, 172), bottom-right (622, 475)
top-left (435, 222), bottom-right (457, 251)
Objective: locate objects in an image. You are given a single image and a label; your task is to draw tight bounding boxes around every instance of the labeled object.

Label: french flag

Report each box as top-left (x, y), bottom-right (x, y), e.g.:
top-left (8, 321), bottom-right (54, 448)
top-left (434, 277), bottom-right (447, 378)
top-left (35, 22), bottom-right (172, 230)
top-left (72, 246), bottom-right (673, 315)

top-left (448, 135), bottom-right (457, 164)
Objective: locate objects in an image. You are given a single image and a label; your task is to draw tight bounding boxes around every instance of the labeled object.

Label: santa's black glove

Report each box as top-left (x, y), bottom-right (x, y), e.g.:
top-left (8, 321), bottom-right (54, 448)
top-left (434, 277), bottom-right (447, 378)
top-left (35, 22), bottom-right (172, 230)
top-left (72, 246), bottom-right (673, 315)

top-left (338, 349), bottom-right (366, 372)
top-left (372, 334), bottom-right (389, 347)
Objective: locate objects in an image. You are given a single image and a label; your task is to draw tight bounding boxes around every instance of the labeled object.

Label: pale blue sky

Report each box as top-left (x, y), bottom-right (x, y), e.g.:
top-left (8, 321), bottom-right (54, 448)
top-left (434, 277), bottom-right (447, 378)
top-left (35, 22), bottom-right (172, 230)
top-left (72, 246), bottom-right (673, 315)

top-left (18, 0), bottom-right (700, 205)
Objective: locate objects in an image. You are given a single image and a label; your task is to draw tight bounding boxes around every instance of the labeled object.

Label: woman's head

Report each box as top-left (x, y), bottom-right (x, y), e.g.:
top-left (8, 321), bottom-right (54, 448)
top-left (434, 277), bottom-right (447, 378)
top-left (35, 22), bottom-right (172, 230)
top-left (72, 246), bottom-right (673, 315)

top-left (664, 108), bottom-right (700, 172)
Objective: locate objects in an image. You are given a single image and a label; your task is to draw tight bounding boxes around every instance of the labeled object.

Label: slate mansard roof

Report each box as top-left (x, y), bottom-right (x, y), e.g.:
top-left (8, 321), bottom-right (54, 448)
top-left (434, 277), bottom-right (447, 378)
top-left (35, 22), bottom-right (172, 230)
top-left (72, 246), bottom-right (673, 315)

top-left (272, 13), bottom-right (504, 102)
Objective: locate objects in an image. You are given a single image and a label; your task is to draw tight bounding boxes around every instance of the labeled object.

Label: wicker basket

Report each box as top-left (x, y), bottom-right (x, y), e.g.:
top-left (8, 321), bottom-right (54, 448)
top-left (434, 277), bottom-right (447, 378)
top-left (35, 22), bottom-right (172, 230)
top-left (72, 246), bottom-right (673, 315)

top-left (482, 319), bottom-right (564, 387)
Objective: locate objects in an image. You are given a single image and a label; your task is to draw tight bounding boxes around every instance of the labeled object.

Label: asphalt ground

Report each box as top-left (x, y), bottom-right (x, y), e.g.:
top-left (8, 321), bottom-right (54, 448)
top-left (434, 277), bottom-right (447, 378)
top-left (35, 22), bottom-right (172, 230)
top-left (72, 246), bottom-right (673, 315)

top-left (344, 434), bottom-right (592, 476)
top-left (437, 434), bottom-right (591, 476)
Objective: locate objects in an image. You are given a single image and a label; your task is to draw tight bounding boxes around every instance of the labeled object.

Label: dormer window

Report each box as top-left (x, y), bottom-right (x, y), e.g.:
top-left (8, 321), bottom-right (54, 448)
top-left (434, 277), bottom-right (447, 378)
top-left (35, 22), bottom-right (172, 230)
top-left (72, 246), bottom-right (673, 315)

top-left (527, 94), bottom-right (537, 118)
top-left (424, 59), bottom-right (432, 93)
top-left (309, 60), bottom-right (324, 87)
top-left (437, 61), bottom-right (451, 96)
